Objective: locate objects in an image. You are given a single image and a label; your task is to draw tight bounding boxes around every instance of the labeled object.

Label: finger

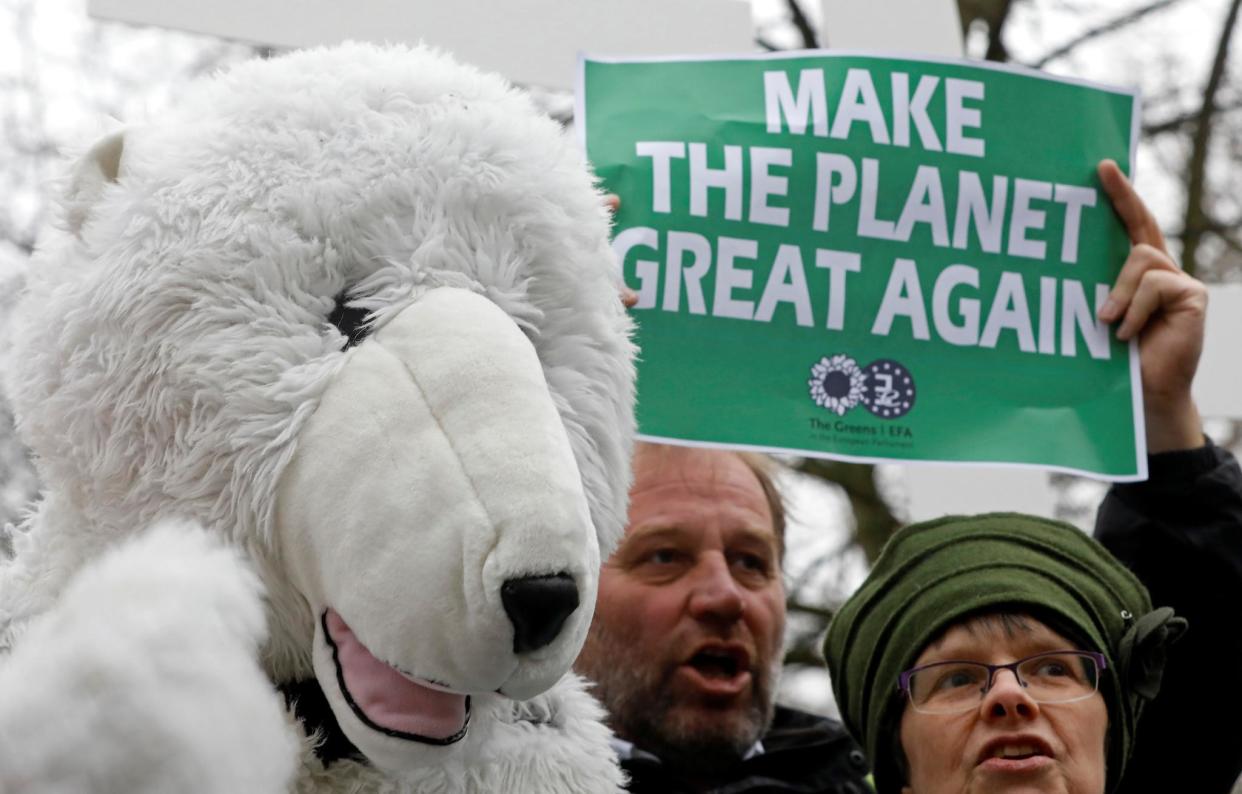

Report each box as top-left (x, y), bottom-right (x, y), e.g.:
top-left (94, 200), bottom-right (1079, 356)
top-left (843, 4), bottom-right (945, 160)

top-left (1115, 268), bottom-right (1204, 341)
top-left (1097, 160), bottom-right (1167, 251)
top-left (604, 193), bottom-right (620, 213)
top-left (1098, 243), bottom-right (1179, 322)
top-left (620, 285), bottom-right (638, 308)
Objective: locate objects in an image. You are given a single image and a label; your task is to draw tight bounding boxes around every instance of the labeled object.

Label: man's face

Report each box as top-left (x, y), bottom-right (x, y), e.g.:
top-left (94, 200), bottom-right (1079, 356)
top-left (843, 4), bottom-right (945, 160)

top-left (574, 446), bottom-right (786, 769)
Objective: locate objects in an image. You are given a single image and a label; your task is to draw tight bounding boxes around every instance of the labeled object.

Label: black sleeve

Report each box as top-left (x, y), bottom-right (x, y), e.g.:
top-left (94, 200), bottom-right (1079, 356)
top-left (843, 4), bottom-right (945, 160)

top-left (1096, 442), bottom-right (1242, 794)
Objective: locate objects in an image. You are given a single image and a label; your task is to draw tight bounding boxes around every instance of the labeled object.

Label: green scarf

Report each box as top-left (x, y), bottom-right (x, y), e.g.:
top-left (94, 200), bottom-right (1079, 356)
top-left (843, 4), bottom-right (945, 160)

top-left (823, 512), bottom-right (1185, 793)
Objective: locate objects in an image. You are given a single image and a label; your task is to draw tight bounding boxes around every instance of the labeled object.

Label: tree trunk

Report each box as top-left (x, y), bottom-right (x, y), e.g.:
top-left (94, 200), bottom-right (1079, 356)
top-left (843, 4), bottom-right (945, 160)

top-left (1182, 0), bottom-right (1242, 276)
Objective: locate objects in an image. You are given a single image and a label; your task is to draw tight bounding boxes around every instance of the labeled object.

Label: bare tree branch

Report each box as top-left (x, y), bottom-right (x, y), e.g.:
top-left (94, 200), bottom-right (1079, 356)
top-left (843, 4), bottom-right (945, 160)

top-left (754, 35), bottom-right (781, 53)
top-left (1182, 0), bottom-right (1242, 276)
top-left (1144, 98), bottom-right (1242, 136)
top-left (787, 546), bottom-right (842, 593)
top-left (795, 460), bottom-right (899, 563)
top-left (1029, 0), bottom-right (1188, 68)
top-left (785, 0), bottom-right (818, 49)
top-left (787, 599), bottom-right (836, 621)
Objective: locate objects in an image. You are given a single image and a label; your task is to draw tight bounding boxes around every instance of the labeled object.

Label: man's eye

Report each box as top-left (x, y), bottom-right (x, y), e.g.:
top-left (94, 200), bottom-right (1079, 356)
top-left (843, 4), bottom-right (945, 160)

top-left (732, 552), bottom-right (771, 574)
top-left (645, 549), bottom-right (680, 565)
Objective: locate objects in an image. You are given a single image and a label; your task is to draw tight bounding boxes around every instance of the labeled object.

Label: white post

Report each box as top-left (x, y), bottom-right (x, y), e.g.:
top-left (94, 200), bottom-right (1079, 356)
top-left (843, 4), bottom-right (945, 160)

top-left (820, 0), bottom-right (963, 57)
top-left (87, 0), bottom-right (755, 90)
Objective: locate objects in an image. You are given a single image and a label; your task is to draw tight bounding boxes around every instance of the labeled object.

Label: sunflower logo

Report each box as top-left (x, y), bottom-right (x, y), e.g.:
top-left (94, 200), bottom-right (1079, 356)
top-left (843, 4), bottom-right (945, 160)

top-left (808, 354), bottom-right (866, 415)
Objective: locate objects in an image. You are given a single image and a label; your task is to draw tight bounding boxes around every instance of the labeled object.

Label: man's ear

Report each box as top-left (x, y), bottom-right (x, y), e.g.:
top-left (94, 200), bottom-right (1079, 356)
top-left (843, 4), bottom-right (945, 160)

top-left (64, 130), bottom-right (125, 236)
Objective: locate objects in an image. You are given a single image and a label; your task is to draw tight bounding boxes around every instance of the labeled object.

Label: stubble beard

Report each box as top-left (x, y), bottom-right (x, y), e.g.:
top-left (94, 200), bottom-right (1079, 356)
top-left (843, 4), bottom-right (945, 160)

top-left (575, 620), bottom-right (781, 775)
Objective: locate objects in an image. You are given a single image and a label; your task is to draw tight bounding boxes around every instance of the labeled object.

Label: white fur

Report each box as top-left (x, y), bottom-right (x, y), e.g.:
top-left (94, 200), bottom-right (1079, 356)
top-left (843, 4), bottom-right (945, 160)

top-left (0, 243), bottom-right (38, 538)
top-left (292, 676), bottom-right (625, 793)
top-left (0, 42), bottom-right (634, 792)
top-left (0, 521), bottom-right (299, 793)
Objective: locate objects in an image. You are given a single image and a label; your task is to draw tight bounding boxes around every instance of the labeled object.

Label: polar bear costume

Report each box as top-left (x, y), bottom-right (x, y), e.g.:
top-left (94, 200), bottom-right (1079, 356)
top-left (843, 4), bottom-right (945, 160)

top-left (0, 43), bottom-right (634, 793)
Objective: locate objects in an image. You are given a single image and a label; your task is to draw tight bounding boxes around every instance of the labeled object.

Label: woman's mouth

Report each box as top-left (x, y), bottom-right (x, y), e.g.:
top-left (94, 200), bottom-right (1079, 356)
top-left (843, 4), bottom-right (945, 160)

top-left (976, 737), bottom-right (1055, 775)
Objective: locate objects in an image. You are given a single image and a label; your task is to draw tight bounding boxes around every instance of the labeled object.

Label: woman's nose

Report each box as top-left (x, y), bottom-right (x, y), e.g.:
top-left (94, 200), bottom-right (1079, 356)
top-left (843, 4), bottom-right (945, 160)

top-left (982, 668), bottom-right (1040, 720)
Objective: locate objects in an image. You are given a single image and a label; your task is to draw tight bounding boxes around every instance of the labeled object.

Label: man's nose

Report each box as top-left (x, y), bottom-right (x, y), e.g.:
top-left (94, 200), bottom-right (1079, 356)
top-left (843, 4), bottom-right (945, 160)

top-left (981, 668), bottom-right (1040, 720)
top-left (686, 554), bottom-right (745, 622)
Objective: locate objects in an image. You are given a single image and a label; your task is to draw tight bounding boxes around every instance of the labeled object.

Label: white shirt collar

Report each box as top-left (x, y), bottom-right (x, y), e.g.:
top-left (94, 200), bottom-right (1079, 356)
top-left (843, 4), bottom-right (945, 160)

top-left (609, 736), bottom-right (765, 762)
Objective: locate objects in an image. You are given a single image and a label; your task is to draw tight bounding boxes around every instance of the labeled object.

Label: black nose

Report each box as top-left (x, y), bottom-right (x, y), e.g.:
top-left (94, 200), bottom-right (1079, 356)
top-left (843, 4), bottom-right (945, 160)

top-left (501, 573), bottom-right (579, 654)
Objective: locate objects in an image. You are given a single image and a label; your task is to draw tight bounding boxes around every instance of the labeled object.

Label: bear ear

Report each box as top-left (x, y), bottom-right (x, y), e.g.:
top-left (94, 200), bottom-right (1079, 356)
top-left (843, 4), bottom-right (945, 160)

top-left (64, 129), bottom-right (125, 236)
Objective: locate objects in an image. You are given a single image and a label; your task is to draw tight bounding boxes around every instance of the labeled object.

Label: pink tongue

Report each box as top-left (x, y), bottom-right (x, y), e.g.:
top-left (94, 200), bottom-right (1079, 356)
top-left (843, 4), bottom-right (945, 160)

top-left (324, 609), bottom-right (467, 740)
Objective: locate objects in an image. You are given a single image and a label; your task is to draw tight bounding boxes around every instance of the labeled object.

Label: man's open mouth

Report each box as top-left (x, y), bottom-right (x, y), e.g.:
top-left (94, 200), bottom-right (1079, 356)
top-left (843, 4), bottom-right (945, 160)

top-left (681, 642), bottom-right (755, 689)
top-left (322, 609), bottom-right (469, 744)
top-left (688, 647), bottom-right (747, 679)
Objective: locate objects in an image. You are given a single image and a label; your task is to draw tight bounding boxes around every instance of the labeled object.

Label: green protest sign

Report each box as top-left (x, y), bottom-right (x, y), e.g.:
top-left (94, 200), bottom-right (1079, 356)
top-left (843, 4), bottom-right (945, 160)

top-left (578, 51), bottom-right (1145, 480)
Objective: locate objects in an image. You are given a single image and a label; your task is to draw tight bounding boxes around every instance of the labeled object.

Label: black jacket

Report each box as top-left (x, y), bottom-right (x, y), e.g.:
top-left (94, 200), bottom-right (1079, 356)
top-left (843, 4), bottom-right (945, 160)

top-left (1096, 442), bottom-right (1242, 794)
top-left (621, 705), bottom-right (871, 793)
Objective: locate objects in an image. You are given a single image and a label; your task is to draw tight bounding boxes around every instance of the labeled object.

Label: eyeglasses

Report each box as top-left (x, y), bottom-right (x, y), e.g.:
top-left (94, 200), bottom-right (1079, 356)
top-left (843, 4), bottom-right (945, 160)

top-left (898, 650), bottom-right (1107, 715)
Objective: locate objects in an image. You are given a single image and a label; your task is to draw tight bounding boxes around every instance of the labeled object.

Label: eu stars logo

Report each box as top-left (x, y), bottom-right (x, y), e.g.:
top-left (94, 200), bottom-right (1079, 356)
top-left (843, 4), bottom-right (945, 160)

top-left (808, 355), bottom-right (916, 420)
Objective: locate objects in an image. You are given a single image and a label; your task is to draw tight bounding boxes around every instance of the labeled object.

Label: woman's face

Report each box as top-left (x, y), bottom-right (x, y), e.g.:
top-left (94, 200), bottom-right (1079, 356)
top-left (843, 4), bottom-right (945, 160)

top-left (898, 617), bottom-right (1108, 794)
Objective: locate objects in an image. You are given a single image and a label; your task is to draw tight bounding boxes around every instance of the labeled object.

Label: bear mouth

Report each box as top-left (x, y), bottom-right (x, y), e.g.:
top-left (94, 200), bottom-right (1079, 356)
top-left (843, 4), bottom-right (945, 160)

top-left (322, 609), bottom-right (469, 745)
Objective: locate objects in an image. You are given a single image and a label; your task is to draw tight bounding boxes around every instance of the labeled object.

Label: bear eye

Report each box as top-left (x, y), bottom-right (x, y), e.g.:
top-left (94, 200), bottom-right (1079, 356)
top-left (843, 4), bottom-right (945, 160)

top-left (328, 293), bottom-right (372, 349)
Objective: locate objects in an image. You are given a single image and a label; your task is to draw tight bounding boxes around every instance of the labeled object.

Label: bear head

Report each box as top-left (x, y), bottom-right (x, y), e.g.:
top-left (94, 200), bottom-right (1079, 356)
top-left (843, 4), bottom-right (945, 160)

top-left (2, 42), bottom-right (634, 774)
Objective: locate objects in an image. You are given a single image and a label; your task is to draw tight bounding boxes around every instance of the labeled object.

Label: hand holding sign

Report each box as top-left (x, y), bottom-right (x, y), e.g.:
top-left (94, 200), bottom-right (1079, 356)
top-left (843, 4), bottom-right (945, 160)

top-left (1096, 160), bottom-right (1207, 453)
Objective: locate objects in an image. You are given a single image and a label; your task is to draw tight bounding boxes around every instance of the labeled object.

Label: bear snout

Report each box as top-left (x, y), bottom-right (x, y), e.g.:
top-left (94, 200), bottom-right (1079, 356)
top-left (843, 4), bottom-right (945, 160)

top-left (501, 573), bottom-right (580, 654)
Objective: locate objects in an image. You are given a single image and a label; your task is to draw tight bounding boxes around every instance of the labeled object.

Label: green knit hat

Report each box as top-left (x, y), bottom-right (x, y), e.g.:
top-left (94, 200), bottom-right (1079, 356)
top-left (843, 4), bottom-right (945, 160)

top-left (823, 512), bottom-right (1185, 794)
